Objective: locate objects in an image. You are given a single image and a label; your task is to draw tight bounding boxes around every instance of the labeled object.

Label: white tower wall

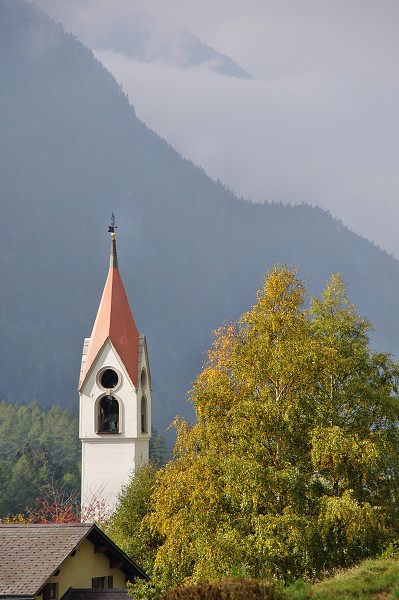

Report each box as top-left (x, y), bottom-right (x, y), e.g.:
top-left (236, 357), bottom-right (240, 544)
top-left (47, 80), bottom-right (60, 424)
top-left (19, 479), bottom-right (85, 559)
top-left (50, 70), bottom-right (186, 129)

top-left (80, 338), bottom-right (151, 518)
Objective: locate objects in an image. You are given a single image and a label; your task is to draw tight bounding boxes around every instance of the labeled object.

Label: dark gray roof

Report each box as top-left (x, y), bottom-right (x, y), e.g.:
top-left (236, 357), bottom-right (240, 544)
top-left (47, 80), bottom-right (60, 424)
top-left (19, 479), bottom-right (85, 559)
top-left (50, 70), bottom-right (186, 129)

top-left (0, 524), bottom-right (148, 596)
top-left (0, 524), bottom-right (93, 596)
top-left (62, 590), bottom-right (129, 600)
top-left (0, 596), bottom-right (34, 600)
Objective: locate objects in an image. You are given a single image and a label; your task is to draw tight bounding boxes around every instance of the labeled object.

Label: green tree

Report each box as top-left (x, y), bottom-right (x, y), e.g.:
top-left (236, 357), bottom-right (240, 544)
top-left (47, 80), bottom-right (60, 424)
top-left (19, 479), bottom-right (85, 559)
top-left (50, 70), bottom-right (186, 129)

top-left (107, 464), bottom-right (162, 575)
top-left (0, 400), bottom-right (80, 516)
top-left (150, 427), bottom-right (170, 468)
top-left (307, 275), bottom-right (399, 570)
top-left (139, 266), bottom-right (399, 593)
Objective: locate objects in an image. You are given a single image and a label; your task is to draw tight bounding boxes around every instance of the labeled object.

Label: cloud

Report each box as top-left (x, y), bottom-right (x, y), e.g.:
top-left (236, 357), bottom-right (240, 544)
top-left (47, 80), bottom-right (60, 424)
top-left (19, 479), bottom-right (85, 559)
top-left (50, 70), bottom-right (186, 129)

top-left (95, 45), bottom-right (399, 256)
top-left (32, 0), bottom-right (399, 258)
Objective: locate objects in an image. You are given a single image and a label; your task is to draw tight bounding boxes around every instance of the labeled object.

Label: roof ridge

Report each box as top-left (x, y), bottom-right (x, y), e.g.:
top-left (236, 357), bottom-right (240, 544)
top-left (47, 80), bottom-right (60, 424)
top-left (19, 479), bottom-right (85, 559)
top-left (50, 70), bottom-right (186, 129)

top-left (0, 523), bottom-right (92, 528)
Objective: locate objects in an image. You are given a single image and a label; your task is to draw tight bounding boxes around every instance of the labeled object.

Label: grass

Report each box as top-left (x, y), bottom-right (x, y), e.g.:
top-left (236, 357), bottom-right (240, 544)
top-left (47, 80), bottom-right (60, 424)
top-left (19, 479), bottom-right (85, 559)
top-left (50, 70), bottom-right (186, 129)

top-left (158, 557), bottom-right (399, 599)
top-left (282, 557), bottom-right (399, 599)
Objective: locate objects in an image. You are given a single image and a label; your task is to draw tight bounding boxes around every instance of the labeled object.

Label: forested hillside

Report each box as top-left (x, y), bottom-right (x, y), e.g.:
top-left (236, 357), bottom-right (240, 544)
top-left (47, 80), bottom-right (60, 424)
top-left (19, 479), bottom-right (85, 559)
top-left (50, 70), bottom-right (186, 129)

top-left (2, 0), bottom-right (399, 436)
top-left (0, 398), bottom-right (167, 516)
top-left (0, 401), bottom-right (80, 515)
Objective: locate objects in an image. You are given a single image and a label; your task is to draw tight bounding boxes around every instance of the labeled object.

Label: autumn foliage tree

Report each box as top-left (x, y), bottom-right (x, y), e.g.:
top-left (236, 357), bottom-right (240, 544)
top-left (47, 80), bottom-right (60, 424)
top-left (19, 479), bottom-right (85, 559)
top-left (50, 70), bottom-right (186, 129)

top-left (134, 266), bottom-right (399, 593)
top-left (3, 484), bottom-right (80, 524)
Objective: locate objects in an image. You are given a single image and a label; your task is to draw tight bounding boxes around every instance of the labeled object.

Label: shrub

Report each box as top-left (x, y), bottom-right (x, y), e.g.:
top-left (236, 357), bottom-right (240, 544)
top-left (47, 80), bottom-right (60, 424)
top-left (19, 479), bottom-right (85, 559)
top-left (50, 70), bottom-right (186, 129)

top-left (160, 578), bottom-right (278, 600)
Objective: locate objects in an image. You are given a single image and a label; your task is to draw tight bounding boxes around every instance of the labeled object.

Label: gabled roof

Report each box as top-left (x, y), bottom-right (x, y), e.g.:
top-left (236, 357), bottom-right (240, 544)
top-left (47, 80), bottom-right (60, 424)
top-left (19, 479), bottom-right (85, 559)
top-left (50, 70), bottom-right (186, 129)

top-left (0, 523), bottom-right (148, 596)
top-left (79, 236), bottom-right (140, 389)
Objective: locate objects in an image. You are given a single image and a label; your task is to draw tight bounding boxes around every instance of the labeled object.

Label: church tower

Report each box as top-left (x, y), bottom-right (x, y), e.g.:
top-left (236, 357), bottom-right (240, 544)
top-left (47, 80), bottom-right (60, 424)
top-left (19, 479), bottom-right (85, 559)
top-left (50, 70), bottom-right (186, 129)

top-left (78, 224), bottom-right (151, 518)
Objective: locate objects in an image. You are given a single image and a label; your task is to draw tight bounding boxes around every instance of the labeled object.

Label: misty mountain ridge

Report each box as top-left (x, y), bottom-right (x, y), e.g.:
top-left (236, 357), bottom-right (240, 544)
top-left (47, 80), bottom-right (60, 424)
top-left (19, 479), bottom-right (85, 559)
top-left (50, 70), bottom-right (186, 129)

top-left (89, 20), bottom-right (253, 79)
top-left (136, 29), bottom-right (253, 79)
top-left (2, 0), bottom-right (399, 436)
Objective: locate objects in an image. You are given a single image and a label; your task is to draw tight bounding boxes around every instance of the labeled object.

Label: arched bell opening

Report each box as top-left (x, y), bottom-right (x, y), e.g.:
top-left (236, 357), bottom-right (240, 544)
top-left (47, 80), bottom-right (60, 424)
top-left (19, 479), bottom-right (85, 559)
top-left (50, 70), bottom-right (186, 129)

top-left (97, 395), bottom-right (120, 433)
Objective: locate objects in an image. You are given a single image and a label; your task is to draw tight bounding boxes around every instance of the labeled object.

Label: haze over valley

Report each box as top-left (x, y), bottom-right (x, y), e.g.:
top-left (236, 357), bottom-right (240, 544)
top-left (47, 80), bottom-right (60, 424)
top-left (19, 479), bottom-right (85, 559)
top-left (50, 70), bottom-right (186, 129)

top-left (1, 0), bottom-right (399, 438)
top-left (33, 0), bottom-right (399, 259)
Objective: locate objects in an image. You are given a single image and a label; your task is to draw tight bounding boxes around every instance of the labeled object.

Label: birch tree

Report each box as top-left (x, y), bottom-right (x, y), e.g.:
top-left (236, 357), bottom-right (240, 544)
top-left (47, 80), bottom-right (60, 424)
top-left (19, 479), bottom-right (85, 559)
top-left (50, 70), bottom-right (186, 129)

top-left (136, 266), bottom-right (399, 591)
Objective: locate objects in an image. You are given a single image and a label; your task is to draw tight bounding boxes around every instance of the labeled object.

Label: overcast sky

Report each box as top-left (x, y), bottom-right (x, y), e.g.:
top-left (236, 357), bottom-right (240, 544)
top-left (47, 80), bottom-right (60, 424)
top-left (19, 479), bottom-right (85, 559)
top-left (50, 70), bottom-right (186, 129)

top-left (34, 0), bottom-right (399, 258)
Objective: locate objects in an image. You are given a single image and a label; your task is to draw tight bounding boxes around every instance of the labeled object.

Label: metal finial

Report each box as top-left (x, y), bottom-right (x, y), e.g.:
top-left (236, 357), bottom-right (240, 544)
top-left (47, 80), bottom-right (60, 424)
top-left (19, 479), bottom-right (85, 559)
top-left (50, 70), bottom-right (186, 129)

top-left (108, 212), bottom-right (118, 234)
top-left (109, 212), bottom-right (118, 268)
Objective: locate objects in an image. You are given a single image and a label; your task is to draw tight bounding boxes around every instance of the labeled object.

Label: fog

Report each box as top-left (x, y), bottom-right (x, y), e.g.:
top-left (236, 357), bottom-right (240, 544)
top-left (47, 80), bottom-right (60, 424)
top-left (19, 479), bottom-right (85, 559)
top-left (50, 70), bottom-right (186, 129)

top-left (33, 0), bottom-right (399, 257)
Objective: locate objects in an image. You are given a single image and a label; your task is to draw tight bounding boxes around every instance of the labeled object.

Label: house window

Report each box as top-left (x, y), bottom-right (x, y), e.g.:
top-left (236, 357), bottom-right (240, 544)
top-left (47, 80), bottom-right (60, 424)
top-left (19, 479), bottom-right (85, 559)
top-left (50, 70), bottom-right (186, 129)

top-left (141, 395), bottom-right (148, 433)
top-left (92, 577), bottom-right (106, 589)
top-left (43, 583), bottom-right (58, 600)
top-left (98, 395), bottom-right (119, 433)
top-left (92, 576), bottom-right (113, 589)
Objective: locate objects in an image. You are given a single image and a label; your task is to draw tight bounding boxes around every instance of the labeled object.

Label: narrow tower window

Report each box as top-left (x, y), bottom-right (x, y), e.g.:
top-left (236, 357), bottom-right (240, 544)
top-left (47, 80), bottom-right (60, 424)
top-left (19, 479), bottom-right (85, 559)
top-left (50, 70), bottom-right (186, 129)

top-left (98, 396), bottom-right (119, 433)
top-left (141, 395), bottom-right (148, 433)
top-left (141, 368), bottom-right (146, 390)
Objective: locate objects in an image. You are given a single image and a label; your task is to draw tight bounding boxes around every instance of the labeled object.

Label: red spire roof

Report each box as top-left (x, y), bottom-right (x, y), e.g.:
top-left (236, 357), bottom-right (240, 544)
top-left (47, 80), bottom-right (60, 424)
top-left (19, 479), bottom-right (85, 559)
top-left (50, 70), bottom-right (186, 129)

top-left (79, 235), bottom-right (140, 389)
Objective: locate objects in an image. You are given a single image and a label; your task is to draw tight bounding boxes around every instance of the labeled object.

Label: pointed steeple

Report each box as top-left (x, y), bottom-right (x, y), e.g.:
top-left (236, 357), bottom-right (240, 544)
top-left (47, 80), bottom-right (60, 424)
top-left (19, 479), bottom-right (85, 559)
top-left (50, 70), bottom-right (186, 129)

top-left (79, 231), bottom-right (140, 389)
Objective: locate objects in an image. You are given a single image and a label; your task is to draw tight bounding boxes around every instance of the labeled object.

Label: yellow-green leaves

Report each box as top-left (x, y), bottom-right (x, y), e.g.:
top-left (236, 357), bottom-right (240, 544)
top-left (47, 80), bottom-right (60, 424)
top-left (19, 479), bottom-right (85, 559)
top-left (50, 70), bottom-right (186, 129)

top-left (129, 266), bottom-right (399, 595)
top-left (311, 426), bottom-right (379, 486)
top-left (318, 490), bottom-right (385, 567)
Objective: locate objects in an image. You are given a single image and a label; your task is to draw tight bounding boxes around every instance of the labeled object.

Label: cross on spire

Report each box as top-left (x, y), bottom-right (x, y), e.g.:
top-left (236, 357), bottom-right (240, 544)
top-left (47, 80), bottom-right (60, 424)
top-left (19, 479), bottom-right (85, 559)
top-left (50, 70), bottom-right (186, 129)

top-left (108, 211), bottom-right (117, 234)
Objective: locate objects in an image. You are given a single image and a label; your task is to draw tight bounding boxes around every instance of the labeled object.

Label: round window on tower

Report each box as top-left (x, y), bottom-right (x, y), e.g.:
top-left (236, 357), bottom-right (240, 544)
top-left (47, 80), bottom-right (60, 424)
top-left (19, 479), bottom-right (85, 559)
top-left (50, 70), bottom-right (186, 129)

top-left (99, 368), bottom-right (119, 390)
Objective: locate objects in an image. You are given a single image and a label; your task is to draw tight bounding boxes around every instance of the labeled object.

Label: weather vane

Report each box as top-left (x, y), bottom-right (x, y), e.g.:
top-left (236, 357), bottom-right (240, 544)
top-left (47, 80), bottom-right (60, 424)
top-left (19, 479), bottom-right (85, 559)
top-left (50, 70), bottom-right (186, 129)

top-left (108, 211), bottom-right (117, 234)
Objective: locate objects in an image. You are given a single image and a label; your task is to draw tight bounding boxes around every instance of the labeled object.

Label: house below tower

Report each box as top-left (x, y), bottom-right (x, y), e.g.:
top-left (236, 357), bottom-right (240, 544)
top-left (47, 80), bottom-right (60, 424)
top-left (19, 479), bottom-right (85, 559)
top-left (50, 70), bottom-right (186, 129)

top-left (0, 523), bottom-right (148, 600)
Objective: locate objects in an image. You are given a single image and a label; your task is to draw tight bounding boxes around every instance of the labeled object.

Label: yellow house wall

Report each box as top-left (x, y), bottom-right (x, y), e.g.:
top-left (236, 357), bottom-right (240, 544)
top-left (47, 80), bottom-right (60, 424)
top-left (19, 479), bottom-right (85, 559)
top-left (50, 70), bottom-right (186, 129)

top-left (34, 538), bottom-right (126, 600)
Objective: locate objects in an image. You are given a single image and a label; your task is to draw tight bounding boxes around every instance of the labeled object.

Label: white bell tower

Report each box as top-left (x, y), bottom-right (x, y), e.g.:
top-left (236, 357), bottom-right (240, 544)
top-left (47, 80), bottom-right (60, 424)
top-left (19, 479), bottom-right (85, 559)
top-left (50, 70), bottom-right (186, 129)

top-left (78, 223), bottom-right (151, 518)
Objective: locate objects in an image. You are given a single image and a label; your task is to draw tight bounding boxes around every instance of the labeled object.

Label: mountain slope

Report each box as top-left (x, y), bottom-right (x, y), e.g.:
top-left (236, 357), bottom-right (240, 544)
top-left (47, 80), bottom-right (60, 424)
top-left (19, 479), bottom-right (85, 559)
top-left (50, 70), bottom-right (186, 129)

top-left (98, 25), bottom-right (253, 79)
top-left (1, 0), bottom-right (399, 435)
